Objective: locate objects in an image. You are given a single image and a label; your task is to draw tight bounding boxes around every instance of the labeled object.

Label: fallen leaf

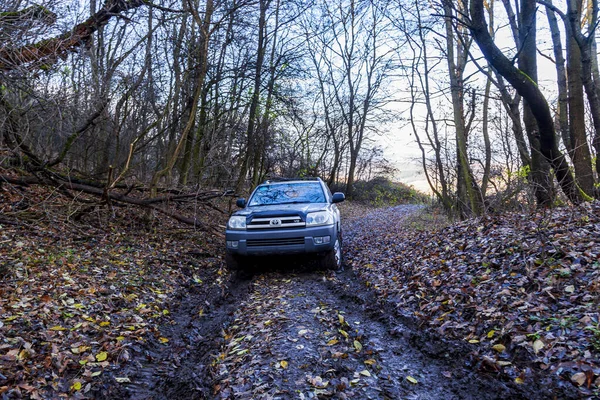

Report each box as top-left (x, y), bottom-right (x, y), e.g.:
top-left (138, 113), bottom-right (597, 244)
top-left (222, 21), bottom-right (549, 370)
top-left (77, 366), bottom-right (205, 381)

top-left (571, 372), bottom-right (586, 386)
top-left (354, 340), bottom-right (362, 352)
top-left (359, 370), bottom-right (371, 377)
top-left (115, 377), bottom-right (131, 383)
top-left (492, 344), bottom-right (506, 352)
top-left (406, 376), bottom-right (418, 384)
top-left (280, 360), bottom-right (288, 369)
top-left (564, 285), bottom-right (575, 293)
top-left (70, 381), bottom-right (82, 391)
top-left (49, 325), bottom-right (67, 331)
top-left (95, 352), bottom-right (108, 362)
top-left (533, 339), bottom-right (544, 354)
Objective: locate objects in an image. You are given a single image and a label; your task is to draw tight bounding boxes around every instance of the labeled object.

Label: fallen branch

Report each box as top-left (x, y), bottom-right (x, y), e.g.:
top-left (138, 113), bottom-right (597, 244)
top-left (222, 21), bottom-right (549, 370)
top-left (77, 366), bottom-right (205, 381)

top-left (0, 214), bottom-right (20, 226)
top-left (0, 174), bottom-right (231, 231)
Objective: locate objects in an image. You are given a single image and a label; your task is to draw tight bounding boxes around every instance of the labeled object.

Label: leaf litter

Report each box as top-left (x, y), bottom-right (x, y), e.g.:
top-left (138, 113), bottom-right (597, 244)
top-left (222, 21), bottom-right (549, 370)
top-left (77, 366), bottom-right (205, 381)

top-left (0, 182), bottom-right (228, 399)
top-left (344, 202), bottom-right (600, 398)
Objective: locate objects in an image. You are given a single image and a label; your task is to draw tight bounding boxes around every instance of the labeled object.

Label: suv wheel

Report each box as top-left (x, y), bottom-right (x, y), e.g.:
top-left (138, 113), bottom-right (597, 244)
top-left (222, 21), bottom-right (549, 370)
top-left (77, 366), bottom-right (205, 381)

top-left (226, 253), bottom-right (247, 271)
top-left (320, 237), bottom-right (342, 270)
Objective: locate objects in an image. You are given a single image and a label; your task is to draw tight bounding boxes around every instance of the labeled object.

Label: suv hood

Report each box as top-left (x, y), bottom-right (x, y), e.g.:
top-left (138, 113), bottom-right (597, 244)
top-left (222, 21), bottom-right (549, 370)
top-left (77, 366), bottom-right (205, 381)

top-left (234, 203), bottom-right (329, 219)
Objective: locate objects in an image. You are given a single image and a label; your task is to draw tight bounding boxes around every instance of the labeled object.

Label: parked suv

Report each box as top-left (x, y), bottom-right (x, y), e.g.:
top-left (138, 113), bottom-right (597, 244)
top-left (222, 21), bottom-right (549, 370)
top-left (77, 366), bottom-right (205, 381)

top-left (225, 178), bottom-right (345, 270)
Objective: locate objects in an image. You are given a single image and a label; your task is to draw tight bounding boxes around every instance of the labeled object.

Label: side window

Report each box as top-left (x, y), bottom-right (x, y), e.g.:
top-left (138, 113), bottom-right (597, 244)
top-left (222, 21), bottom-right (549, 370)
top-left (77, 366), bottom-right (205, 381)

top-left (323, 183), bottom-right (333, 202)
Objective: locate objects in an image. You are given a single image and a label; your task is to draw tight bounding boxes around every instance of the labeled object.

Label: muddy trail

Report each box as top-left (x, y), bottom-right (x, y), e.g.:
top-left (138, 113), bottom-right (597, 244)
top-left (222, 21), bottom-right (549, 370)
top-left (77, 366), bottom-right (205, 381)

top-left (102, 205), bottom-right (560, 399)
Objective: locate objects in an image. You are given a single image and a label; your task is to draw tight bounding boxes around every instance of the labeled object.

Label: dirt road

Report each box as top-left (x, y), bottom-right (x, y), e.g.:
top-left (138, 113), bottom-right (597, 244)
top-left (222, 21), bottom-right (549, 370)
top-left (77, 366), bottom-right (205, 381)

top-left (107, 205), bottom-right (557, 399)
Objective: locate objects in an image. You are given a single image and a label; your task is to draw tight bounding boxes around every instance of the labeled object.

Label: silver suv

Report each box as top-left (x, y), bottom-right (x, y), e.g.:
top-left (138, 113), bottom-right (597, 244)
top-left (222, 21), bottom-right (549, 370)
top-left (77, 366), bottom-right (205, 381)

top-left (225, 178), bottom-right (345, 270)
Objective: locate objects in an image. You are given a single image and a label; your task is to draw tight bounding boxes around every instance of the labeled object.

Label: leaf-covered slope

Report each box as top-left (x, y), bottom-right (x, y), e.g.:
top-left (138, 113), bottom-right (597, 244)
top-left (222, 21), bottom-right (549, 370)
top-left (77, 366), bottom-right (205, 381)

top-left (0, 206), bottom-right (227, 398)
top-left (345, 203), bottom-right (600, 397)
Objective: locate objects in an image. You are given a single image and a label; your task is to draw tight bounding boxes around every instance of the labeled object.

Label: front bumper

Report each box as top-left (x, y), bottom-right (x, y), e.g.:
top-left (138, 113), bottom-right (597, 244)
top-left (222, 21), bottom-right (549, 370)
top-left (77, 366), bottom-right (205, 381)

top-left (226, 224), bottom-right (337, 256)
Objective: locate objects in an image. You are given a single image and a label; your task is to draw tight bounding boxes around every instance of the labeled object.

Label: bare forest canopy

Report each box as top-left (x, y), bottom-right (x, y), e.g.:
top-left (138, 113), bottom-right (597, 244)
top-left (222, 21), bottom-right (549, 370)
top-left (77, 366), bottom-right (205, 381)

top-left (1, 0), bottom-right (600, 222)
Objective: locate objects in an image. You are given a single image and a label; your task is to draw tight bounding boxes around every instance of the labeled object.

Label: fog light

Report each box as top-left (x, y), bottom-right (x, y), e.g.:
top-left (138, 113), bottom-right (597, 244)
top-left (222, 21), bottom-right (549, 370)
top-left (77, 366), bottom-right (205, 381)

top-left (313, 236), bottom-right (330, 244)
top-left (227, 241), bottom-right (239, 248)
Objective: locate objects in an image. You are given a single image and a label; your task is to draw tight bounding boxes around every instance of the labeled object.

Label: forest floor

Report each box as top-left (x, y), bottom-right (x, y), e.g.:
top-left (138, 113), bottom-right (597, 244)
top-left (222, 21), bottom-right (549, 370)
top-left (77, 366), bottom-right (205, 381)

top-left (0, 183), bottom-right (599, 399)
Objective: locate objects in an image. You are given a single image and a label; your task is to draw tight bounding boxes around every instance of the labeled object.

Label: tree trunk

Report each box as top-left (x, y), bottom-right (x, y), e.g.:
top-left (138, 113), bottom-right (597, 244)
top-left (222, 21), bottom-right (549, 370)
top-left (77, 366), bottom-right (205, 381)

top-left (0, 0), bottom-right (146, 71)
top-left (566, 0), bottom-right (600, 193)
top-left (444, 0), bottom-right (483, 217)
top-left (518, 0), bottom-right (555, 206)
top-left (565, 0), bottom-right (595, 196)
top-left (546, 1), bottom-right (572, 158)
top-left (178, 0), bottom-right (215, 186)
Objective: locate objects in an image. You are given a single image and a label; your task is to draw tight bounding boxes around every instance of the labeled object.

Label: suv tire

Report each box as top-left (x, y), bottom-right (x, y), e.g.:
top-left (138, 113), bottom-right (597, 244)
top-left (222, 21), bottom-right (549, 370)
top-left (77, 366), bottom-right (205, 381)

top-left (226, 253), bottom-right (247, 271)
top-left (319, 237), bottom-right (342, 270)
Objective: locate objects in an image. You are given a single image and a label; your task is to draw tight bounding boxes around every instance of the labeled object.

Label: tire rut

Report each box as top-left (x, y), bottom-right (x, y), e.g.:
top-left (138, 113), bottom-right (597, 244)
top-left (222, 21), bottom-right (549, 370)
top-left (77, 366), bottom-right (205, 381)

top-left (107, 272), bottom-right (255, 399)
top-left (208, 270), bottom-right (526, 399)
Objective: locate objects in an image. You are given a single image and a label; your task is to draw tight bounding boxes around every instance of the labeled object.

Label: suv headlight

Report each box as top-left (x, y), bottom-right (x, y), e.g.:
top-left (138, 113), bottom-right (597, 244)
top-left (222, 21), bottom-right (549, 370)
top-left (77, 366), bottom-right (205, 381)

top-left (306, 211), bottom-right (333, 226)
top-left (228, 215), bottom-right (247, 230)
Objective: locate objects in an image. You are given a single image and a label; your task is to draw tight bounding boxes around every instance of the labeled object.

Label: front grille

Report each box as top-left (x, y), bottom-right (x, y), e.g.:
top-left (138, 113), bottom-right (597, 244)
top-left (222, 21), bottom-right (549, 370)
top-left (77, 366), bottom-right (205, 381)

top-left (246, 237), bottom-right (305, 247)
top-left (247, 216), bottom-right (305, 229)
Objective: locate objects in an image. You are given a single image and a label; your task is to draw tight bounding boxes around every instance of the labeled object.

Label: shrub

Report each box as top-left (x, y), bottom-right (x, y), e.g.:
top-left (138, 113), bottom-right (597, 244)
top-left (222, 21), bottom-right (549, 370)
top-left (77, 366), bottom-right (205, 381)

top-left (334, 176), bottom-right (429, 206)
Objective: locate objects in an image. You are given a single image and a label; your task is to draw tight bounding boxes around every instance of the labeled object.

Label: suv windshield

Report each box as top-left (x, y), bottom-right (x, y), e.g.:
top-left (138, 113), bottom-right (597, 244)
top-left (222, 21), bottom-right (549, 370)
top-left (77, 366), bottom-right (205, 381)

top-left (248, 182), bottom-right (326, 206)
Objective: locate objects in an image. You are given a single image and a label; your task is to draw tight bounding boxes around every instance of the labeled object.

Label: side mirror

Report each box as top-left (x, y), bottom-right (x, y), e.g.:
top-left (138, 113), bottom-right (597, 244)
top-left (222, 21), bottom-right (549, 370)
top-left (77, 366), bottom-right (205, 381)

top-left (332, 192), bottom-right (345, 203)
top-left (236, 198), bottom-right (247, 208)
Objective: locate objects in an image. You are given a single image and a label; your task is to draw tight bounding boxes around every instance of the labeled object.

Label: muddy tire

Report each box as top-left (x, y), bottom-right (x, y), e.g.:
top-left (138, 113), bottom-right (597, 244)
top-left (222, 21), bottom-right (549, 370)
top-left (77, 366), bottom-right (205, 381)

top-left (319, 237), bottom-right (342, 270)
top-left (226, 253), bottom-right (247, 271)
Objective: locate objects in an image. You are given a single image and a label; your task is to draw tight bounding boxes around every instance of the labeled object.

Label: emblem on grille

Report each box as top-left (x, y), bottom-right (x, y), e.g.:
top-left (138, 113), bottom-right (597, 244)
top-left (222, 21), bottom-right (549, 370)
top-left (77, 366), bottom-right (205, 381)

top-left (270, 218), bottom-right (282, 226)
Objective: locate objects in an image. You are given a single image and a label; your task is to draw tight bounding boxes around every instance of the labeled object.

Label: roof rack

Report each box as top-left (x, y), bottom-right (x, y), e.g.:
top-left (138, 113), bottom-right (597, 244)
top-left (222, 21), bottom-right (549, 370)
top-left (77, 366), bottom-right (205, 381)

top-left (263, 176), bottom-right (321, 184)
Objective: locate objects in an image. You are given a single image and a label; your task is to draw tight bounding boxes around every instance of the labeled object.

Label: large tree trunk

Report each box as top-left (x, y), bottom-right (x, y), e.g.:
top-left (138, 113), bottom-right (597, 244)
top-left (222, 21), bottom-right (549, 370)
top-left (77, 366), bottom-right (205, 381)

top-left (518, 0), bottom-right (555, 206)
top-left (469, 0), bottom-right (584, 204)
top-left (0, 0), bottom-right (146, 72)
top-left (566, 0), bottom-right (600, 193)
top-left (565, 0), bottom-right (595, 196)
